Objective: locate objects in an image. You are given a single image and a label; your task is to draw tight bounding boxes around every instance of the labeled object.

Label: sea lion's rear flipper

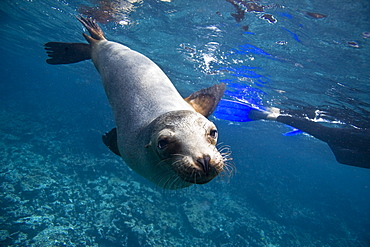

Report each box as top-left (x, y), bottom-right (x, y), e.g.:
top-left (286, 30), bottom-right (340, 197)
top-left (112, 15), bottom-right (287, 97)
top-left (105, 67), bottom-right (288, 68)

top-left (77, 16), bottom-right (106, 43)
top-left (185, 83), bottom-right (226, 118)
top-left (44, 42), bottom-right (91, 65)
top-left (44, 16), bottom-right (105, 65)
top-left (102, 128), bottom-right (121, 156)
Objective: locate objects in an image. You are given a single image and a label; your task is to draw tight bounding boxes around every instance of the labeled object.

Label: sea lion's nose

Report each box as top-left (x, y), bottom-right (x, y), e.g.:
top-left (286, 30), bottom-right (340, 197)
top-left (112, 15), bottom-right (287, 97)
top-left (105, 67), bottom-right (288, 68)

top-left (197, 155), bottom-right (211, 175)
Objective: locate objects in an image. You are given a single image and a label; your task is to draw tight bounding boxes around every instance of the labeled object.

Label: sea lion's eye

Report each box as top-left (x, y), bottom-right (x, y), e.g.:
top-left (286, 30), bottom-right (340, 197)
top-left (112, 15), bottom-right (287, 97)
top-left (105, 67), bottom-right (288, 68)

top-left (210, 129), bottom-right (218, 139)
top-left (157, 139), bottom-right (169, 150)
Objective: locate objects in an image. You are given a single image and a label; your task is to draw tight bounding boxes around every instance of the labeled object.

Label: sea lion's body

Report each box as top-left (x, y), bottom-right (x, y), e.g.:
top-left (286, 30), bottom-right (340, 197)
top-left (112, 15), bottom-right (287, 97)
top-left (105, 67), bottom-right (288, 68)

top-left (92, 40), bottom-right (194, 178)
top-left (45, 17), bottom-right (228, 189)
top-left (93, 40), bottom-right (218, 188)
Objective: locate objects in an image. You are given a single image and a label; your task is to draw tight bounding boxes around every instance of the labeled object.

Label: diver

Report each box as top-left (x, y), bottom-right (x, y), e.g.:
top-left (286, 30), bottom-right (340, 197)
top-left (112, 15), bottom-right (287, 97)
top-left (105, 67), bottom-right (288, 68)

top-left (215, 99), bottom-right (370, 169)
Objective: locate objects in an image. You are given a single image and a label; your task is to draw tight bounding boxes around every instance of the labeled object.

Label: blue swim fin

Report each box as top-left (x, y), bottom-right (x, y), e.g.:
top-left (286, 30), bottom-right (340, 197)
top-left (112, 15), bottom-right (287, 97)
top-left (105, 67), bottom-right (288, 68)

top-left (214, 99), bottom-right (305, 136)
top-left (214, 99), bottom-right (264, 122)
top-left (282, 128), bottom-right (304, 136)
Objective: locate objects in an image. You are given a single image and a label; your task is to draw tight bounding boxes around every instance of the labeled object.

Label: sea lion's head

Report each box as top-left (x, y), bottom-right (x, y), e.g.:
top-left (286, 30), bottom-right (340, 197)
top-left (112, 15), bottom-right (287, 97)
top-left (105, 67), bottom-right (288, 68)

top-left (147, 110), bottom-right (231, 189)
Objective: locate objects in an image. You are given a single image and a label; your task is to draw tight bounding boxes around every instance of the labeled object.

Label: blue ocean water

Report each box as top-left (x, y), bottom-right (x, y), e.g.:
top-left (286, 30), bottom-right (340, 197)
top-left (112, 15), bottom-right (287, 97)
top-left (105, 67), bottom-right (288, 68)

top-left (1, 0), bottom-right (369, 246)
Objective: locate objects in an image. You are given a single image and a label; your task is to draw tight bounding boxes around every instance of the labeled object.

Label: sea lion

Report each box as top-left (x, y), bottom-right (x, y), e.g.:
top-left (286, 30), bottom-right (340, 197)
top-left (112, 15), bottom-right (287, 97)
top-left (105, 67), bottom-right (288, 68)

top-left (44, 17), bottom-right (230, 189)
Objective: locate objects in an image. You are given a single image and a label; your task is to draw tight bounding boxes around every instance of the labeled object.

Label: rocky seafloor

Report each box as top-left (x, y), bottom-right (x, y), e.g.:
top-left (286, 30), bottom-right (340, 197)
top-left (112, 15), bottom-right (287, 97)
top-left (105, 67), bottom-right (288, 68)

top-left (0, 105), bottom-right (365, 247)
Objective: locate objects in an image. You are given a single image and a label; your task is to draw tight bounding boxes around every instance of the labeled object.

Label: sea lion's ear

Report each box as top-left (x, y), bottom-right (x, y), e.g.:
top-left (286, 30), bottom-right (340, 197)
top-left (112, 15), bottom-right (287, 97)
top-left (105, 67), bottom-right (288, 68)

top-left (184, 83), bottom-right (226, 118)
top-left (145, 141), bottom-right (152, 148)
top-left (102, 128), bottom-right (121, 156)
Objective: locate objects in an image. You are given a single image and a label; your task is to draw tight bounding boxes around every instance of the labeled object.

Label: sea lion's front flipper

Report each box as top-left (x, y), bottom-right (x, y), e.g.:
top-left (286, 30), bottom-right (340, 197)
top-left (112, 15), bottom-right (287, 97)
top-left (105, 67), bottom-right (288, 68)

top-left (44, 42), bottom-right (91, 65)
top-left (184, 83), bottom-right (226, 118)
top-left (102, 128), bottom-right (121, 156)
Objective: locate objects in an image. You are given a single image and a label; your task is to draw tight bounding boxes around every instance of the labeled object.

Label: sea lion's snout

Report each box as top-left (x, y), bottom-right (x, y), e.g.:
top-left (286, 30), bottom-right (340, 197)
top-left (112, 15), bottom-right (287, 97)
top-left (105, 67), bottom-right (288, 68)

top-left (155, 137), bottom-right (224, 185)
top-left (188, 153), bottom-right (223, 184)
top-left (170, 129), bottom-right (225, 185)
top-left (197, 155), bottom-right (211, 175)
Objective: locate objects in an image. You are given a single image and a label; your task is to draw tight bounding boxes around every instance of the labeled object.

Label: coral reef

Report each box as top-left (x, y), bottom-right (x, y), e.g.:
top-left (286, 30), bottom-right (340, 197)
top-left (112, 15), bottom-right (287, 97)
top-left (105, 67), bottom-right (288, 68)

top-left (0, 107), bottom-right (365, 246)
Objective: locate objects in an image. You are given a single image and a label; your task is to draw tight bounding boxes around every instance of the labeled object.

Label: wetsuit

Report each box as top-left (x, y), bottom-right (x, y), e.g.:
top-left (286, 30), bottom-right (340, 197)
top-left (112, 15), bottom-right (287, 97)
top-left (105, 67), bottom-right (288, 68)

top-left (276, 115), bottom-right (370, 169)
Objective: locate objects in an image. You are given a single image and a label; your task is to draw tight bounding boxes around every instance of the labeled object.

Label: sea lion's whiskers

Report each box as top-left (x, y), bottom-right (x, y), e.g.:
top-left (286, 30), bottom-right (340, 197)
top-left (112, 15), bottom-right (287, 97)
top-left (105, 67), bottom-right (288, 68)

top-left (222, 163), bottom-right (232, 174)
top-left (211, 145), bottom-right (231, 166)
top-left (217, 142), bottom-right (230, 151)
top-left (153, 154), bottom-right (198, 189)
top-left (170, 153), bottom-right (187, 158)
top-left (221, 150), bottom-right (230, 159)
top-left (164, 173), bottom-right (180, 190)
top-left (168, 175), bottom-right (183, 190)
top-left (218, 143), bottom-right (232, 153)
top-left (155, 154), bottom-right (185, 169)
top-left (222, 152), bottom-right (232, 161)
top-left (192, 169), bottom-right (197, 184)
top-left (154, 157), bottom-right (176, 168)
top-left (169, 159), bottom-right (182, 167)
top-left (171, 159), bottom-right (188, 173)
top-left (215, 145), bottom-right (235, 180)
top-left (162, 177), bottom-right (172, 190)
top-left (153, 168), bottom-right (172, 183)
top-left (154, 170), bottom-right (176, 191)
top-left (223, 155), bottom-right (233, 163)
top-left (221, 162), bottom-right (235, 179)
top-left (222, 164), bottom-right (233, 177)
top-left (218, 144), bottom-right (232, 157)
